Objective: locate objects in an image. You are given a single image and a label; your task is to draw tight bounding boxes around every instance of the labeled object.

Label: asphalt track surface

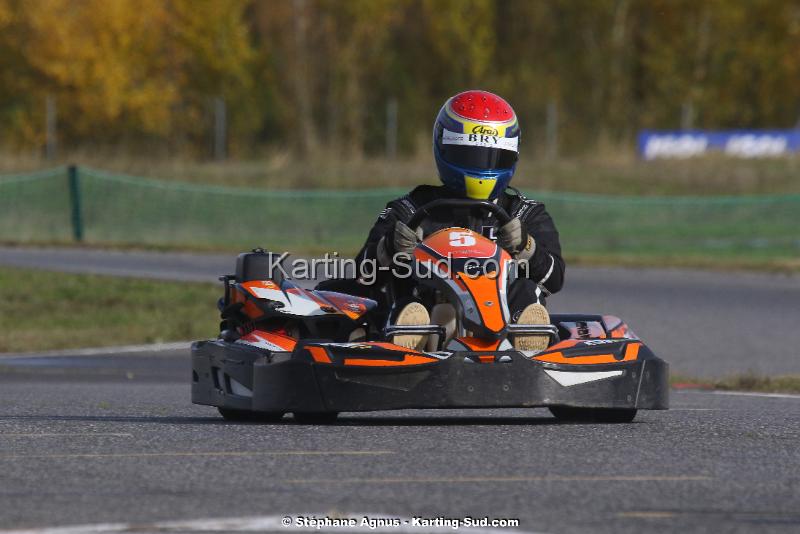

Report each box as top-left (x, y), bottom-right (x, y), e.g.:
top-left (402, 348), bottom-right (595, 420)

top-left (0, 350), bottom-right (799, 533)
top-left (1, 246), bottom-right (798, 377)
top-left (1, 247), bottom-right (799, 532)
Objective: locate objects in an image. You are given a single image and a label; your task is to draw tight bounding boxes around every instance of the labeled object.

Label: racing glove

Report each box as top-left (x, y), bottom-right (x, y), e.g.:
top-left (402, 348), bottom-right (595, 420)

top-left (377, 221), bottom-right (420, 266)
top-left (497, 217), bottom-right (535, 261)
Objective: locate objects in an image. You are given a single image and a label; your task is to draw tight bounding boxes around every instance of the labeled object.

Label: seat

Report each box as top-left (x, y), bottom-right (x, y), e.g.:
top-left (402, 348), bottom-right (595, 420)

top-left (235, 250), bottom-right (286, 285)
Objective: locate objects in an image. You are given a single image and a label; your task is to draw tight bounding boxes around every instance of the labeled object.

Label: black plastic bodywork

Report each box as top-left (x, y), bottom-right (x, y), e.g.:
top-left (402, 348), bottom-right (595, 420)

top-left (191, 337), bottom-right (669, 414)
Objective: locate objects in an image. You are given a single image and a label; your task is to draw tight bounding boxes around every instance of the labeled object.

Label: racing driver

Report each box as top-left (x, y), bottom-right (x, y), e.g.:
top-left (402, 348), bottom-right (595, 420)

top-left (354, 90), bottom-right (565, 351)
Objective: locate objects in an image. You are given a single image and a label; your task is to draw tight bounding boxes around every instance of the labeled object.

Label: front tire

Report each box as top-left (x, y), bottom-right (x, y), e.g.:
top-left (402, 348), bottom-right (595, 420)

top-left (293, 411), bottom-right (339, 424)
top-left (218, 408), bottom-right (285, 423)
top-left (549, 406), bottom-right (637, 423)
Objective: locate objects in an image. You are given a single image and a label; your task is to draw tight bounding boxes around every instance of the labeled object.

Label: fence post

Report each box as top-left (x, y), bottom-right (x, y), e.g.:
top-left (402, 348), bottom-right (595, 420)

top-left (546, 99), bottom-right (558, 160)
top-left (386, 97), bottom-right (398, 160)
top-left (67, 165), bottom-right (84, 242)
top-left (45, 95), bottom-right (57, 160)
top-left (681, 101), bottom-right (695, 130)
top-left (213, 96), bottom-right (227, 161)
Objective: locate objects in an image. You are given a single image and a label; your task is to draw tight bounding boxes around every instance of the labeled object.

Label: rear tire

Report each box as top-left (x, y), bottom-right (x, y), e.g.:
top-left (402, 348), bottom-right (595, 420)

top-left (217, 408), bottom-right (284, 423)
top-left (549, 406), bottom-right (637, 423)
top-left (293, 411), bottom-right (339, 424)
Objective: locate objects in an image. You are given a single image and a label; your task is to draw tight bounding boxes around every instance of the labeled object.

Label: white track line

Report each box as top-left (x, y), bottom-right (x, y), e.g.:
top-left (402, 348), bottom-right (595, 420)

top-left (0, 513), bottom-right (542, 534)
top-left (279, 475), bottom-right (710, 485)
top-left (0, 433), bottom-right (134, 438)
top-left (713, 390), bottom-right (800, 400)
top-left (667, 408), bottom-right (721, 411)
top-left (0, 342), bottom-right (191, 359)
top-left (0, 450), bottom-right (393, 460)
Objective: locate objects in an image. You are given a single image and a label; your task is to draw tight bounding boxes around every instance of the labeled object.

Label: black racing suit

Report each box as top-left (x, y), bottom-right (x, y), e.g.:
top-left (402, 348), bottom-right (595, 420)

top-left (351, 185), bottom-right (565, 317)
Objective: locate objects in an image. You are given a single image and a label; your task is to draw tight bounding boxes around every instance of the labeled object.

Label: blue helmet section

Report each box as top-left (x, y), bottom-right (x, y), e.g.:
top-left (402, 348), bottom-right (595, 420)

top-left (433, 148), bottom-right (516, 199)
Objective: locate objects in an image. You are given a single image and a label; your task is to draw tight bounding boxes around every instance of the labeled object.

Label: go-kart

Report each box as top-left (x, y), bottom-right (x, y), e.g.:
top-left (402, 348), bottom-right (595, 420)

top-left (191, 199), bottom-right (668, 423)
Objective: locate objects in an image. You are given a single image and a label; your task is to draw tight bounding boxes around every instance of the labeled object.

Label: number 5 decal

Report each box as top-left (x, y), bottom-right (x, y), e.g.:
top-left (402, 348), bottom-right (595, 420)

top-left (449, 231), bottom-right (476, 247)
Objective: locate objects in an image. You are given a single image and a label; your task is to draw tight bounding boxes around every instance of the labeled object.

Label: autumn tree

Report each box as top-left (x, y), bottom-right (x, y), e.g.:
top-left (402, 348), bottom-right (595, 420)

top-left (1, 0), bottom-right (798, 157)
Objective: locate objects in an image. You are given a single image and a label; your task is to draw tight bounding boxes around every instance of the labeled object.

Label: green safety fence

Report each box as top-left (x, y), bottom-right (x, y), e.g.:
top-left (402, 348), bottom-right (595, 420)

top-left (1, 165), bottom-right (798, 260)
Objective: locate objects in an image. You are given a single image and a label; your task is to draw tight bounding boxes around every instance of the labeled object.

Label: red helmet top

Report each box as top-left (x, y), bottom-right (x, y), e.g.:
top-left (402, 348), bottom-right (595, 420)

top-left (448, 90), bottom-right (515, 123)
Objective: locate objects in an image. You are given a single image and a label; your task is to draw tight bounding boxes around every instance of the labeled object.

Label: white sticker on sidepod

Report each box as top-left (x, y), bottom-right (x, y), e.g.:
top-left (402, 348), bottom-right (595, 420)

top-left (237, 334), bottom-right (289, 352)
top-left (580, 339), bottom-right (619, 346)
top-left (442, 128), bottom-right (519, 152)
top-left (545, 369), bottom-right (624, 387)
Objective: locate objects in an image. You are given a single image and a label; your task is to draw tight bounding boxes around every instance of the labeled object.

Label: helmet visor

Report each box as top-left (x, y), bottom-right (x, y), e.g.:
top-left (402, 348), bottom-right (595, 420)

top-left (436, 125), bottom-right (519, 170)
top-left (439, 144), bottom-right (518, 170)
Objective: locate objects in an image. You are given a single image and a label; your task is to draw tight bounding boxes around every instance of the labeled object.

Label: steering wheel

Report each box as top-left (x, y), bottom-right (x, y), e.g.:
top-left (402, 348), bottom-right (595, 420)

top-left (406, 199), bottom-right (513, 231)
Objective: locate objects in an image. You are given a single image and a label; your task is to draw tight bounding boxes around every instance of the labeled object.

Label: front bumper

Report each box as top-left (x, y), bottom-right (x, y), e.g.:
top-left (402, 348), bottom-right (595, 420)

top-left (191, 340), bottom-right (668, 414)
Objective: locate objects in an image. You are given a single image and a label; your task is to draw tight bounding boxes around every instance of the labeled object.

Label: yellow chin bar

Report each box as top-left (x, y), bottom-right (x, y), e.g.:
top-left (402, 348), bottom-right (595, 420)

top-left (464, 175), bottom-right (497, 200)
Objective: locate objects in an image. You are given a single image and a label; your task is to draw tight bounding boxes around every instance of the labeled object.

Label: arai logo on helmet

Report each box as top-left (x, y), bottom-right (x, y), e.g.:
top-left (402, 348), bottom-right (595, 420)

top-left (472, 125), bottom-right (499, 136)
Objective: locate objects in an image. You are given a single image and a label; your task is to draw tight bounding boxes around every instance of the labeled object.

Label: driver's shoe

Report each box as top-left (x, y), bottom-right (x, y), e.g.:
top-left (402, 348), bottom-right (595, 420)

top-left (512, 303), bottom-right (551, 352)
top-left (392, 302), bottom-right (430, 351)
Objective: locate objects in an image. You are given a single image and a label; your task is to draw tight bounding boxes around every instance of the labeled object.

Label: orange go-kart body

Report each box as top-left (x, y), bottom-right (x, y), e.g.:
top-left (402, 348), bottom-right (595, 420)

top-left (192, 200), bottom-right (668, 422)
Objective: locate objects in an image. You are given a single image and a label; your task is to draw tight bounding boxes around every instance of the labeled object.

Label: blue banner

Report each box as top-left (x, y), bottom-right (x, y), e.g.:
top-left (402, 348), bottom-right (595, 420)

top-left (638, 130), bottom-right (800, 159)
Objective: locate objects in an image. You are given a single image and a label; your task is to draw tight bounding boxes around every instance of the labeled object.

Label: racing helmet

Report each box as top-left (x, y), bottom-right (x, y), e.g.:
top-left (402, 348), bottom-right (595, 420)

top-left (433, 90), bottom-right (520, 200)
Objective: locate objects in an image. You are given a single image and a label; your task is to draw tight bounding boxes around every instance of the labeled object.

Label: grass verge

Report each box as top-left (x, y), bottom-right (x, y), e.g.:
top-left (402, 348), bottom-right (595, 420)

top-left (670, 373), bottom-right (800, 394)
top-left (0, 267), bottom-right (219, 353)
